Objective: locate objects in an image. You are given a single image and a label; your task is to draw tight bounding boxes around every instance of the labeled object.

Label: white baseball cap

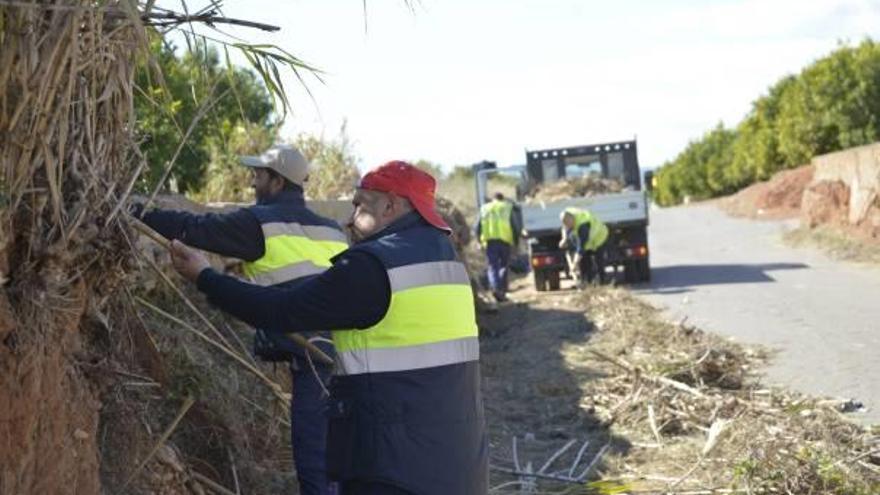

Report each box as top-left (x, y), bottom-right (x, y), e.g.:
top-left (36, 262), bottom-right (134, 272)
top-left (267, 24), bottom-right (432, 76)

top-left (240, 144), bottom-right (309, 186)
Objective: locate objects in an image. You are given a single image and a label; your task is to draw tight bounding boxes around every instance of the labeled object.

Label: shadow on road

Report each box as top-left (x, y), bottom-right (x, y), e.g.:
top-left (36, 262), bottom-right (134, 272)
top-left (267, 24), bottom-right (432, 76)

top-left (479, 297), bottom-right (630, 490)
top-left (636, 262), bottom-right (809, 294)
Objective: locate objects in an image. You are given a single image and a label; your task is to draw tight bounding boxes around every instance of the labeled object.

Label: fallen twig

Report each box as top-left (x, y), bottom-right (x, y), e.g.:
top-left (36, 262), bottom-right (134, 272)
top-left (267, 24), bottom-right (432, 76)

top-left (538, 439), bottom-right (577, 474)
top-left (490, 465), bottom-right (585, 484)
top-left (575, 442), bottom-right (609, 480)
top-left (589, 349), bottom-right (707, 399)
top-left (191, 471), bottom-right (238, 495)
top-left (568, 440), bottom-right (591, 478)
top-left (648, 405), bottom-right (662, 444)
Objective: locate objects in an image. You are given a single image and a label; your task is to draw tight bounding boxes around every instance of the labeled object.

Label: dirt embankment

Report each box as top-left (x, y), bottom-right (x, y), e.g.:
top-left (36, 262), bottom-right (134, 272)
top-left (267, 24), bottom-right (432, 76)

top-left (719, 165), bottom-right (814, 220)
top-left (720, 143), bottom-right (880, 249)
top-left (803, 143), bottom-right (880, 241)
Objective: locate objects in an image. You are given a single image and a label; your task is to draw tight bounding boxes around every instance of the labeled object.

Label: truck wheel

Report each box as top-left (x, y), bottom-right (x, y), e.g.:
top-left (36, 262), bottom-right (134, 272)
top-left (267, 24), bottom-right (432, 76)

top-left (547, 270), bottom-right (560, 291)
top-left (637, 258), bottom-right (651, 282)
top-left (623, 262), bottom-right (637, 284)
top-left (534, 270), bottom-right (547, 291)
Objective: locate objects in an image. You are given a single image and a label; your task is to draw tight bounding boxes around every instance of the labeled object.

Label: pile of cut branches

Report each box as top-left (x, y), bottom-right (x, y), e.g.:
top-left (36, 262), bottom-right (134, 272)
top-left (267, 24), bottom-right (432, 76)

top-left (573, 288), bottom-right (880, 495)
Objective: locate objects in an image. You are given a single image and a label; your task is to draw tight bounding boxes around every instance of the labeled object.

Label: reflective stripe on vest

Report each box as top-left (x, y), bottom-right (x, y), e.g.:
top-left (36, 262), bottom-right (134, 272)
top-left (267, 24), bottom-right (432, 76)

top-left (243, 221), bottom-right (348, 286)
top-left (573, 210), bottom-right (608, 251)
top-left (333, 260), bottom-right (479, 375)
top-left (479, 200), bottom-right (514, 245)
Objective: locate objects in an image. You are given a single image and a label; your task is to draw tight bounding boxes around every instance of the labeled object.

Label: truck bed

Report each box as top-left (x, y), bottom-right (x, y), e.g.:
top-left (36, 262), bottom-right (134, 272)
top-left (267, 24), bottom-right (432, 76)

top-left (522, 190), bottom-right (648, 234)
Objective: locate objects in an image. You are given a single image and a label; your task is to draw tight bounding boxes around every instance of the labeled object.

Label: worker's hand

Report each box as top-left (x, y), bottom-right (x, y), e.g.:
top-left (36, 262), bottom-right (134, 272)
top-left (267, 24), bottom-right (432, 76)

top-left (128, 201), bottom-right (145, 219)
top-left (127, 194), bottom-right (148, 218)
top-left (169, 240), bottom-right (210, 283)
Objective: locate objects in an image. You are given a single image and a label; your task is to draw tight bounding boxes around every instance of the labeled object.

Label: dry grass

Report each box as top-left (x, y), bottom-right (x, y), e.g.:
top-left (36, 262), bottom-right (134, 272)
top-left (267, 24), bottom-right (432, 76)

top-left (784, 226), bottom-right (880, 265)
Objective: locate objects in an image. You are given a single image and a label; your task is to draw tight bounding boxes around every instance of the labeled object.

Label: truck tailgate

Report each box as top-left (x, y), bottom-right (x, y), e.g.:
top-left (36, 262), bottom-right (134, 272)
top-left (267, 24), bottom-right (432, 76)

top-left (522, 190), bottom-right (648, 233)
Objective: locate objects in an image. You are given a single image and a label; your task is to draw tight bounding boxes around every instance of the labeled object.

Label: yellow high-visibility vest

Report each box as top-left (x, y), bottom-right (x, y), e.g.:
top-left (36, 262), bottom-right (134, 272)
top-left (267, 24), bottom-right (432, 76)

top-left (243, 221), bottom-right (348, 286)
top-left (333, 259), bottom-right (479, 375)
top-left (479, 200), bottom-right (514, 246)
top-left (565, 207), bottom-right (608, 251)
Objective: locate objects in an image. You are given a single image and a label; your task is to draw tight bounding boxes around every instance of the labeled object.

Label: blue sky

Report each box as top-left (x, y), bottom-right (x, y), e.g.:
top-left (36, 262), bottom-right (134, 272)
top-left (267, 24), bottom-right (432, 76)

top-left (163, 0), bottom-right (880, 171)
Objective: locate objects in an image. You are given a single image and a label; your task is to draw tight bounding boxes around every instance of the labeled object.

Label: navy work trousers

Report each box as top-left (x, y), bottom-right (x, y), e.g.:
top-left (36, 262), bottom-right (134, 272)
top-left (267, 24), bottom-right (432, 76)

top-left (291, 361), bottom-right (335, 495)
top-left (579, 244), bottom-right (608, 284)
top-left (485, 240), bottom-right (511, 300)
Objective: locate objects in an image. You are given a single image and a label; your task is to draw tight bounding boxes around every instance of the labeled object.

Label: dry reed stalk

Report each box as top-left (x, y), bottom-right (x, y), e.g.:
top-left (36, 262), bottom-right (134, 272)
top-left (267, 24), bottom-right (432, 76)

top-left (1, 3), bottom-right (146, 491)
top-left (130, 215), bottom-right (335, 365)
top-left (1, 2), bottom-right (318, 492)
top-left (135, 296), bottom-right (287, 403)
top-left (122, 395), bottom-right (196, 491)
top-left (190, 472), bottom-right (238, 495)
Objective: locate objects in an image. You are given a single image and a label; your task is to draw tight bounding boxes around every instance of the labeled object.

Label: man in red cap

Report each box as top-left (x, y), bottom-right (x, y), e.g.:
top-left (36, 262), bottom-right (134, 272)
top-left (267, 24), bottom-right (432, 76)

top-left (169, 161), bottom-right (488, 495)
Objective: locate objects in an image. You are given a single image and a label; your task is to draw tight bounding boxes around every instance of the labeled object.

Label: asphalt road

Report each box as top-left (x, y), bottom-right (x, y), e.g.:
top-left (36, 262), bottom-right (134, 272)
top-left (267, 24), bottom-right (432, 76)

top-left (633, 203), bottom-right (880, 425)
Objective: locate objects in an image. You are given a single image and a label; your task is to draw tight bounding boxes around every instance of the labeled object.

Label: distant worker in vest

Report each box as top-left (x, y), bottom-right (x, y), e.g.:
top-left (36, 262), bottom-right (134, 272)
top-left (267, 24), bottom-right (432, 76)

top-left (475, 192), bottom-right (522, 302)
top-left (167, 161), bottom-right (488, 495)
top-left (559, 207), bottom-right (609, 287)
top-left (132, 144), bottom-right (345, 495)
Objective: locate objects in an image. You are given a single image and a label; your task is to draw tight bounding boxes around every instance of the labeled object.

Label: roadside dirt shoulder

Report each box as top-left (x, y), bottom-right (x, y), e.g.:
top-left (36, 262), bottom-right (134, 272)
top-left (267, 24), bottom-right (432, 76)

top-left (480, 277), bottom-right (879, 494)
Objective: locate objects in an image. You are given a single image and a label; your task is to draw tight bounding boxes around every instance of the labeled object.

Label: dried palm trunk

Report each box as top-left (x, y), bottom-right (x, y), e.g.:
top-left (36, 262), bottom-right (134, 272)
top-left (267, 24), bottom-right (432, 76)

top-left (0, 2), bottom-right (143, 493)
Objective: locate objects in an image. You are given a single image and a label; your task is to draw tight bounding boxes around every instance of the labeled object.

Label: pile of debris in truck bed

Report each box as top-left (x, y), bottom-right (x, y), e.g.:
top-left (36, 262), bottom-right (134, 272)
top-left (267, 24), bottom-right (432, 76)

top-left (526, 176), bottom-right (623, 203)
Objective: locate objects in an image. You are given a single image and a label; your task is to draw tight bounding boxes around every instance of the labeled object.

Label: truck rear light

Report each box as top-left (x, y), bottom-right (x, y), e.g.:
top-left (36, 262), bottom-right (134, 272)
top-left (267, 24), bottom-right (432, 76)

top-left (625, 246), bottom-right (648, 258)
top-left (531, 255), bottom-right (556, 267)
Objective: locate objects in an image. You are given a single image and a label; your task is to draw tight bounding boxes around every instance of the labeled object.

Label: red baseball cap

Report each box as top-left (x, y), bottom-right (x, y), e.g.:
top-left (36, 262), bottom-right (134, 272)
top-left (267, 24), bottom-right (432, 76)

top-left (359, 161), bottom-right (451, 233)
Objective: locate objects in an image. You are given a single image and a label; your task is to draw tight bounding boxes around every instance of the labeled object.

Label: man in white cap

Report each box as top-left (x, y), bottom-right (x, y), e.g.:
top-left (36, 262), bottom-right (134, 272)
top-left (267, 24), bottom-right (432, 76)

top-left (133, 144), bottom-right (347, 495)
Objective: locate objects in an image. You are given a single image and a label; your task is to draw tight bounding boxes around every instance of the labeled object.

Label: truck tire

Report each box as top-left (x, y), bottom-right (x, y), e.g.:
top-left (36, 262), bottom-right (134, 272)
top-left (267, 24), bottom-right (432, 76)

top-left (534, 270), bottom-right (547, 291)
top-left (623, 261), bottom-right (638, 284)
top-left (636, 258), bottom-right (651, 282)
top-left (547, 270), bottom-right (561, 291)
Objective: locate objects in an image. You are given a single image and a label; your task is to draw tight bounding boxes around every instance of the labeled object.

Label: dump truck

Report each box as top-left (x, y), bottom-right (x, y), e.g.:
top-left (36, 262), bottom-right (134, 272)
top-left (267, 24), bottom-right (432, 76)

top-left (475, 139), bottom-right (650, 291)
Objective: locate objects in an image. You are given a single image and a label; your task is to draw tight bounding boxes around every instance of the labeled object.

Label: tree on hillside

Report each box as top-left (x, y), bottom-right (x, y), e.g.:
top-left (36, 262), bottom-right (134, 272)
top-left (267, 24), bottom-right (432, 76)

top-left (654, 124), bottom-right (736, 205)
top-left (727, 76), bottom-right (794, 188)
top-left (135, 35), bottom-right (275, 193)
top-left (654, 39), bottom-right (880, 206)
top-left (777, 40), bottom-right (880, 166)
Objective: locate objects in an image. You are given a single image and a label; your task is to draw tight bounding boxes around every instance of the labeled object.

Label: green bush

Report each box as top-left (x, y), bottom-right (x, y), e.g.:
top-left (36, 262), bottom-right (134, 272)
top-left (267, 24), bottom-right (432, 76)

top-left (134, 34), bottom-right (275, 194)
